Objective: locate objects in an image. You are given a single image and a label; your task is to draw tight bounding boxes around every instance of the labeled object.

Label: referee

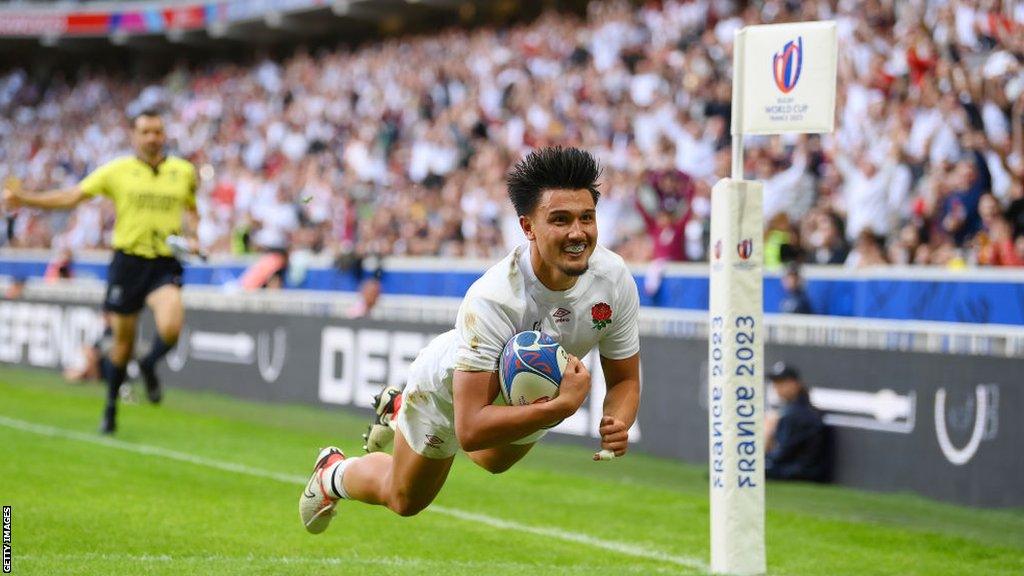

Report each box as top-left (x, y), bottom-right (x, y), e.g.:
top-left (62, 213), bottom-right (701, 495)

top-left (3, 110), bottom-right (198, 434)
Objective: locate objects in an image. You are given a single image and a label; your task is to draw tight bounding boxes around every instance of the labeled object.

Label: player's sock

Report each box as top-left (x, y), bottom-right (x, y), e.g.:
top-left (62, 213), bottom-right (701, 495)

top-left (102, 357), bottom-right (128, 402)
top-left (325, 456), bottom-right (358, 500)
top-left (100, 358), bottom-right (127, 433)
top-left (140, 334), bottom-right (174, 371)
top-left (139, 335), bottom-right (174, 404)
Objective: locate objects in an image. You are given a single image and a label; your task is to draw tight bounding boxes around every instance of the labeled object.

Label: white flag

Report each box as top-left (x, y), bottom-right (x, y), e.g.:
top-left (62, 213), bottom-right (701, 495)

top-left (731, 21), bottom-right (837, 135)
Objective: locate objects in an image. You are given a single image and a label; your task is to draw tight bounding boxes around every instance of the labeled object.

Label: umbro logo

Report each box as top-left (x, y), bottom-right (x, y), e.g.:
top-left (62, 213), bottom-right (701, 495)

top-left (424, 434), bottom-right (444, 448)
top-left (552, 308), bottom-right (571, 324)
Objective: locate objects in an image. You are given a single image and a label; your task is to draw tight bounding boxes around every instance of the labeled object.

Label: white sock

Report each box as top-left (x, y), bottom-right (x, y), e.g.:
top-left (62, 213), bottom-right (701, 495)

top-left (326, 456), bottom-right (357, 500)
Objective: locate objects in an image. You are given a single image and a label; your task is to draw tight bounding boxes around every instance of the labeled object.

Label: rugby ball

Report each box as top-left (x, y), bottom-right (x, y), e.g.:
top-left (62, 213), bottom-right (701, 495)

top-left (498, 330), bottom-right (568, 407)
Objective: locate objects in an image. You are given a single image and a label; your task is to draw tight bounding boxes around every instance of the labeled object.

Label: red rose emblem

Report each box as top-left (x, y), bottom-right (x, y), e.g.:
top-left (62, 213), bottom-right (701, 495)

top-left (591, 302), bottom-right (613, 330)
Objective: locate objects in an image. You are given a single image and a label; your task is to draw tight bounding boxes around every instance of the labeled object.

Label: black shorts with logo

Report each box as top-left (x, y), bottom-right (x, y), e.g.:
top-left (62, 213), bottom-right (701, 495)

top-left (103, 251), bottom-right (184, 314)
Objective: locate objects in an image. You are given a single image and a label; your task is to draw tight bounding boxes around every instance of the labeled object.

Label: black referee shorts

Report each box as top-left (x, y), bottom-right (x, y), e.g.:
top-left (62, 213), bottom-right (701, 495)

top-left (103, 251), bottom-right (184, 315)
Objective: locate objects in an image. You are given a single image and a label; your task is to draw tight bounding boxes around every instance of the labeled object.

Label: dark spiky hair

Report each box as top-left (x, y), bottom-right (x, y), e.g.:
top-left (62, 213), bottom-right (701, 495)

top-left (506, 146), bottom-right (601, 216)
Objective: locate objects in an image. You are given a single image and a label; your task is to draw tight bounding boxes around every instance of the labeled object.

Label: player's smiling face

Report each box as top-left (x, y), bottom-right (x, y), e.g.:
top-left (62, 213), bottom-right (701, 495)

top-left (522, 188), bottom-right (598, 289)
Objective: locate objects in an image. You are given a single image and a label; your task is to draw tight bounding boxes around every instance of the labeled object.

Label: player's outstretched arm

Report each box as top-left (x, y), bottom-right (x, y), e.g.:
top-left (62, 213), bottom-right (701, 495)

top-left (596, 352), bottom-right (641, 459)
top-left (3, 184), bottom-right (85, 211)
top-left (453, 355), bottom-right (591, 452)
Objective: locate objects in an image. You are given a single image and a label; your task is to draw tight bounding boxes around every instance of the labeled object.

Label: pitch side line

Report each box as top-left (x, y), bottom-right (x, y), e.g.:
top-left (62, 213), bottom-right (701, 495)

top-left (18, 553), bottom-right (684, 574)
top-left (0, 415), bottom-right (706, 571)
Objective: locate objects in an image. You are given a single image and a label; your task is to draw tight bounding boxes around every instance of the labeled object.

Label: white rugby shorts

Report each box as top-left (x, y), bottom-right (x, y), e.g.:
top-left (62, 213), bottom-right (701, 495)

top-left (396, 335), bottom-right (547, 459)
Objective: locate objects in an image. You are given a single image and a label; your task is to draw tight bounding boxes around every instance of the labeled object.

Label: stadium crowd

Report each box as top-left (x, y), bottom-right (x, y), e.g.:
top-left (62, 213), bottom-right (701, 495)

top-left (1, 0), bottom-right (1022, 272)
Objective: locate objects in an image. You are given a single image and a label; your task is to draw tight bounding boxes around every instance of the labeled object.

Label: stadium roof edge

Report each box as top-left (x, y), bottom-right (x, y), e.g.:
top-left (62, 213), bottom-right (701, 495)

top-left (0, 0), bottom-right (483, 44)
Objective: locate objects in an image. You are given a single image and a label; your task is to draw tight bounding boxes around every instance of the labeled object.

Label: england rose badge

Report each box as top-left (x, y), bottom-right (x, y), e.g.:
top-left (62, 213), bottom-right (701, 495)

top-left (591, 302), bottom-right (613, 330)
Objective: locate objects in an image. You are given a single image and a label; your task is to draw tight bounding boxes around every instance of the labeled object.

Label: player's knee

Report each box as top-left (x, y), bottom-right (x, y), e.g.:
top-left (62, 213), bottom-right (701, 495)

top-left (478, 459), bottom-right (515, 474)
top-left (156, 316), bottom-right (183, 343)
top-left (387, 483), bottom-right (436, 517)
top-left (388, 494), bottom-right (428, 517)
top-left (109, 341), bottom-right (134, 365)
top-left (159, 327), bottom-right (181, 346)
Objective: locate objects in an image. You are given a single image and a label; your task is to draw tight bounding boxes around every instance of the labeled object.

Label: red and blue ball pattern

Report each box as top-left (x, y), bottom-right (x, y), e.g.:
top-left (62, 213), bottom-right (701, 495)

top-left (499, 331), bottom-right (565, 406)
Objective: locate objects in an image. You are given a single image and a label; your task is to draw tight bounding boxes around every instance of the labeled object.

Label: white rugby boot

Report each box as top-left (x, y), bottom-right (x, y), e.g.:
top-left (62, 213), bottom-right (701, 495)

top-left (298, 446), bottom-right (345, 534)
top-left (362, 387), bottom-right (401, 453)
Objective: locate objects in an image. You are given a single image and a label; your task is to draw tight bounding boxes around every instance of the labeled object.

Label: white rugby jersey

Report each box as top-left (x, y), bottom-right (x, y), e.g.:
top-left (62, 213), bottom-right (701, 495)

top-left (408, 244), bottom-right (640, 403)
top-left (455, 243), bottom-right (640, 369)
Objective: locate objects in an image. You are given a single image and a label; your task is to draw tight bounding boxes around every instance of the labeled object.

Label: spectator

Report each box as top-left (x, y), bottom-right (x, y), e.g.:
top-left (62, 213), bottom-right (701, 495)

top-left (846, 230), bottom-right (890, 268)
top-left (802, 209), bottom-right (849, 265)
top-left (764, 212), bottom-right (799, 271)
top-left (3, 276), bottom-right (25, 299)
top-left (63, 320), bottom-right (111, 384)
top-left (938, 135), bottom-right (993, 247)
top-left (634, 166), bottom-right (692, 295)
top-left (0, 0), bottom-right (1020, 270)
top-left (977, 217), bottom-right (1023, 266)
top-left (779, 263), bottom-right (813, 315)
top-left (887, 221), bottom-right (929, 265)
top-left (341, 251), bottom-right (385, 319)
top-left (43, 247), bottom-right (74, 282)
top-left (766, 362), bottom-right (831, 483)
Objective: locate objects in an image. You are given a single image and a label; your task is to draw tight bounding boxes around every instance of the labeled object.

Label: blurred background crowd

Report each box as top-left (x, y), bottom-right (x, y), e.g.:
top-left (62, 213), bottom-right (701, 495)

top-left (1, 0), bottom-right (1022, 270)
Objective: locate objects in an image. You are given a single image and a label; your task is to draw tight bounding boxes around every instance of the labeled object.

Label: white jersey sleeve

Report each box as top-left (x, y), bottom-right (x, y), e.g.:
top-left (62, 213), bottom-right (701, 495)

top-left (453, 292), bottom-right (517, 373)
top-left (597, 266), bottom-right (641, 360)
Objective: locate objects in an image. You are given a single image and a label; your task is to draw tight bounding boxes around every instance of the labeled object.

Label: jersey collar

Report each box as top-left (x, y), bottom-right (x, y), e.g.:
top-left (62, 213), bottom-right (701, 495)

top-left (517, 244), bottom-right (594, 304)
top-left (134, 155), bottom-right (168, 175)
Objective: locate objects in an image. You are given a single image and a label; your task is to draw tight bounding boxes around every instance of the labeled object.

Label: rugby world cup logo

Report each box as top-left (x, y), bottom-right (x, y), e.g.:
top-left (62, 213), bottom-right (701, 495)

top-left (772, 37), bottom-right (803, 93)
top-left (737, 239), bottom-right (753, 260)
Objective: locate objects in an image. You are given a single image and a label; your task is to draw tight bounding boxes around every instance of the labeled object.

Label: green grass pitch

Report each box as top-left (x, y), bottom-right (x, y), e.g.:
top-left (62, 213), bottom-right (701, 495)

top-left (0, 366), bottom-right (1021, 575)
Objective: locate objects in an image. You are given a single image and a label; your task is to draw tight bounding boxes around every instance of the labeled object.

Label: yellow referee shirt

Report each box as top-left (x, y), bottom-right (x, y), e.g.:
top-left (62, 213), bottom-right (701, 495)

top-left (79, 156), bottom-right (197, 259)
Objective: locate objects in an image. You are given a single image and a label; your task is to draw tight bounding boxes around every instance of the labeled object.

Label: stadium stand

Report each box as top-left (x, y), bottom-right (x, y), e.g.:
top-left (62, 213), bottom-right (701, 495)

top-left (0, 0), bottom-right (1021, 272)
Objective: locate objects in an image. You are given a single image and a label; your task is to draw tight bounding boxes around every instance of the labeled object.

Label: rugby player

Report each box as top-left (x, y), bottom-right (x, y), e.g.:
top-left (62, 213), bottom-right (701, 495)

top-left (299, 147), bottom-right (641, 531)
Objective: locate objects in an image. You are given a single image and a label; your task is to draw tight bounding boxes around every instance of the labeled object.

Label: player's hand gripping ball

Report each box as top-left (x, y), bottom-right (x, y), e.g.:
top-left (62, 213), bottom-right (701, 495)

top-left (498, 331), bottom-right (569, 411)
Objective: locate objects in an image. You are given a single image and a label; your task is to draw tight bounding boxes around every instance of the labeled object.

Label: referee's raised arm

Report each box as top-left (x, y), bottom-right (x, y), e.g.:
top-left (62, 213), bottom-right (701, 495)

top-left (2, 183), bottom-right (86, 211)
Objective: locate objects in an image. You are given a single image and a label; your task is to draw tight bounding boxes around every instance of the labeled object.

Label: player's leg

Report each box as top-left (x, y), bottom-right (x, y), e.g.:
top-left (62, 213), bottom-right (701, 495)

top-left (344, 392), bottom-right (459, 515)
top-left (140, 279), bottom-right (184, 403)
top-left (466, 442), bottom-right (535, 474)
top-left (299, 428), bottom-right (455, 532)
top-left (301, 368), bottom-right (457, 531)
top-left (345, 429), bottom-right (455, 515)
top-left (99, 311), bottom-right (138, 433)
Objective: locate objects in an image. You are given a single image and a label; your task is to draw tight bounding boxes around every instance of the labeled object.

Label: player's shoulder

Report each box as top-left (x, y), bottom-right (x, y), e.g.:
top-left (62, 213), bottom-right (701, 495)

top-left (95, 155), bottom-right (138, 172)
top-left (588, 245), bottom-right (639, 306)
top-left (588, 245), bottom-right (633, 283)
top-left (464, 247), bottom-right (526, 310)
top-left (164, 155), bottom-right (196, 173)
top-left (164, 155), bottom-right (194, 168)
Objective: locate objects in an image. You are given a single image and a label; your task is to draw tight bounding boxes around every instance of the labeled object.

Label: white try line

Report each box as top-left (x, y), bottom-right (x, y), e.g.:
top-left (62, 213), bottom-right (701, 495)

top-left (0, 415), bottom-right (706, 572)
top-left (17, 552), bottom-right (681, 574)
